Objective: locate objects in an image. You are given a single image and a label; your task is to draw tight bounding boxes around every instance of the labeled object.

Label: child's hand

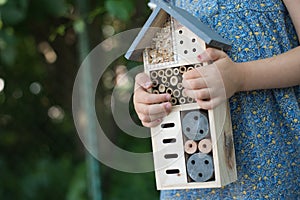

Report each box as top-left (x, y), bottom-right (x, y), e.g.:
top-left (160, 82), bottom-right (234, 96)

top-left (133, 73), bottom-right (172, 127)
top-left (182, 48), bottom-right (243, 109)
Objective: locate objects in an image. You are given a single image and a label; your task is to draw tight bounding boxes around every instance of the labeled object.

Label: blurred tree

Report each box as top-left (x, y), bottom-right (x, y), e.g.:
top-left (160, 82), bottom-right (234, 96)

top-left (0, 0), bottom-right (159, 199)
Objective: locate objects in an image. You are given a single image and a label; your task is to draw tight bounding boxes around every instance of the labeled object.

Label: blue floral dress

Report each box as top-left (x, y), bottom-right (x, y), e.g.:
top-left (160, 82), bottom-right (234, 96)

top-left (160, 0), bottom-right (300, 199)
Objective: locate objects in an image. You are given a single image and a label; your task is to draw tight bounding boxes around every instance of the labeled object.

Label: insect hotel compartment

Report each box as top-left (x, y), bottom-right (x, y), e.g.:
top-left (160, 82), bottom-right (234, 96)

top-left (151, 105), bottom-right (237, 190)
top-left (143, 15), bottom-right (207, 69)
top-left (181, 109), bottom-right (215, 183)
top-left (149, 64), bottom-right (205, 106)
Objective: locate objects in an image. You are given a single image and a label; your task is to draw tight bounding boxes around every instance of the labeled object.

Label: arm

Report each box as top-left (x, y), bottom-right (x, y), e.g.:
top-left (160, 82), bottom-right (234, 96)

top-left (241, 0), bottom-right (300, 91)
top-left (283, 0), bottom-right (300, 42)
top-left (239, 47), bottom-right (300, 91)
top-left (183, 46), bottom-right (300, 109)
top-left (183, 2), bottom-right (300, 109)
top-left (234, 0), bottom-right (300, 91)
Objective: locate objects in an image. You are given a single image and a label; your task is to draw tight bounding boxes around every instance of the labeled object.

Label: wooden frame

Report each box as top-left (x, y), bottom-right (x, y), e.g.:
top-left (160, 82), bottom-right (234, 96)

top-left (126, 1), bottom-right (237, 190)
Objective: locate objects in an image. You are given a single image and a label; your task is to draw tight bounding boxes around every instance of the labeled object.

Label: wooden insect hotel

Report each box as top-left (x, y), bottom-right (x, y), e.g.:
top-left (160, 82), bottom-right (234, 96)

top-left (125, 1), bottom-right (237, 190)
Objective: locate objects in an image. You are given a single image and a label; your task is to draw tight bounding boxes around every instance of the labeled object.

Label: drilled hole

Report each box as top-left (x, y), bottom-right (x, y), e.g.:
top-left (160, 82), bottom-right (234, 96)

top-left (204, 160), bottom-right (209, 164)
top-left (202, 144), bottom-right (207, 148)
top-left (192, 38), bottom-right (196, 42)
top-left (198, 173), bottom-right (203, 177)
top-left (184, 50), bottom-right (188, 54)
top-left (199, 129), bottom-right (204, 134)
top-left (187, 66), bottom-right (194, 71)
top-left (180, 40), bottom-right (183, 44)
top-left (187, 97), bottom-right (194, 102)
top-left (173, 91), bottom-right (180, 97)
top-left (163, 138), bottom-right (176, 144)
top-left (194, 116), bottom-right (198, 120)
top-left (171, 98), bottom-right (177, 104)
top-left (186, 127), bottom-right (191, 132)
top-left (164, 154), bottom-right (178, 159)
top-left (150, 71), bottom-right (158, 78)
top-left (166, 169), bottom-right (180, 174)
top-left (152, 80), bottom-right (158, 87)
top-left (193, 48), bottom-right (197, 52)
top-left (191, 160), bottom-right (195, 165)
top-left (158, 70), bottom-right (164, 76)
top-left (161, 123), bottom-right (175, 128)
top-left (179, 30), bottom-right (183, 34)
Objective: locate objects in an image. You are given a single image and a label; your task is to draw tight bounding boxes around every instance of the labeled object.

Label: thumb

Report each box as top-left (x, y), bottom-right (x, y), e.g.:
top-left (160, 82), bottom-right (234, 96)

top-left (135, 72), bottom-right (152, 90)
top-left (197, 48), bottom-right (227, 62)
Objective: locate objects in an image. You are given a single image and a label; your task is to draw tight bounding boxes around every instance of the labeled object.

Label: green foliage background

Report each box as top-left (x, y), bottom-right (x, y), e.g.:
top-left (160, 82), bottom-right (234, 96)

top-left (0, 0), bottom-right (159, 199)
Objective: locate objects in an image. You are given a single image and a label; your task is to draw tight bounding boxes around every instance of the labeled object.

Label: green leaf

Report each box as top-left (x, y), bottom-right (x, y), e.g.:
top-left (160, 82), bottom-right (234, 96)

top-left (105, 0), bottom-right (134, 21)
top-left (0, 0), bottom-right (7, 6)
top-left (56, 25), bottom-right (66, 36)
top-left (73, 19), bottom-right (85, 34)
top-left (0, 0), bottom-right (28, 25)
top-left (87, 7), bottom-right (105, 23)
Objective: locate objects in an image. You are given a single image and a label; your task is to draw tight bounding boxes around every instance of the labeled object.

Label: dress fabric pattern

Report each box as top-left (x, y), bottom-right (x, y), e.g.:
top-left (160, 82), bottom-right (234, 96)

top-left (160, 0), bottom-right (300, 199)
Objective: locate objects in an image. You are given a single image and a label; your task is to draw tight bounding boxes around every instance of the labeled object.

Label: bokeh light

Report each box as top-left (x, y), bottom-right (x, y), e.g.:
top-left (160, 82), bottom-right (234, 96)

top-left (0, 78), bottom-right (4, 92)
top-left (29, 82), bottom-right (42, 95)
top-left (48, 106), bottom-right (65, 121)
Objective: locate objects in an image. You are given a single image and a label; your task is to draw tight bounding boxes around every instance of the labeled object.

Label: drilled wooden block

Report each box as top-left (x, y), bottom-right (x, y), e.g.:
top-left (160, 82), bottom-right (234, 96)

top-left (187, 153), bottom-right (214, 182)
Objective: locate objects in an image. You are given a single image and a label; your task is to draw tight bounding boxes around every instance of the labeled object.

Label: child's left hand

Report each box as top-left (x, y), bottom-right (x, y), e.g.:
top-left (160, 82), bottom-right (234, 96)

top-left (182, 48), bottom-right (244, 109)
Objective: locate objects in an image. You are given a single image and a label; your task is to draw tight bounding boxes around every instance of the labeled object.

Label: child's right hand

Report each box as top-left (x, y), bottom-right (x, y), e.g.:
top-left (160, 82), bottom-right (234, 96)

top-left (133, 73), bottom-right (172, 127)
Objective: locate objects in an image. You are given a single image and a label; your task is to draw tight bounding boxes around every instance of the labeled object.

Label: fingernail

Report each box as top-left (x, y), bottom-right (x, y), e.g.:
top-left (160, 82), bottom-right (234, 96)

top-left (197, 54), bottom-right (202, 61)
top-left (164, 102), bottom-right (171, 110)
top-left (144, 82), bottom-right (152, 88)
top-left (165, 94), bottom-right (171, 101)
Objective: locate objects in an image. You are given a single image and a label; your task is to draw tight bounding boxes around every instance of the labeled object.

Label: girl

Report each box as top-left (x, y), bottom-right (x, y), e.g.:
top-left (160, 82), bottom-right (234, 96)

top-left (134, 0), bottom-right (300, 199)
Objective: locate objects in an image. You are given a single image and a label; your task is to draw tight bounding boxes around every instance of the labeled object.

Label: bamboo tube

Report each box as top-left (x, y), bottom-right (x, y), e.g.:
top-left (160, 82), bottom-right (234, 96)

top-left (184, 140), bottom-right (198, 154)
top-left (198, 139), bottom-right (212, 154)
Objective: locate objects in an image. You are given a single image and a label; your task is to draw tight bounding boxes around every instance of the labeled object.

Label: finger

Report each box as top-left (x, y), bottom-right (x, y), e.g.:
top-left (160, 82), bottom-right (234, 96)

top-left (134, 89), bottom-right (171, 104)
top-left (196, 97), bottom-right (223, 110)
top-left (135, 101), bottom-right (172, 118)
top-left (141, 119), bottom-right (163, 128)
top-left (139, 113), bottom-right (168, 124)
top-left (182, 67), bottom-right (204, 79)
top-left (136, 101), bottom-right (172, 127)
top-left (135, 72), bottom-right (152, 90)
top-left (197, 48), bottom-right (227, 62)
top-left (183, 88), bottom-right (210, 100)
top-left (137, 105), bottom-right (171, 123)
top-left (182, 77), bottom-right (207, 90)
